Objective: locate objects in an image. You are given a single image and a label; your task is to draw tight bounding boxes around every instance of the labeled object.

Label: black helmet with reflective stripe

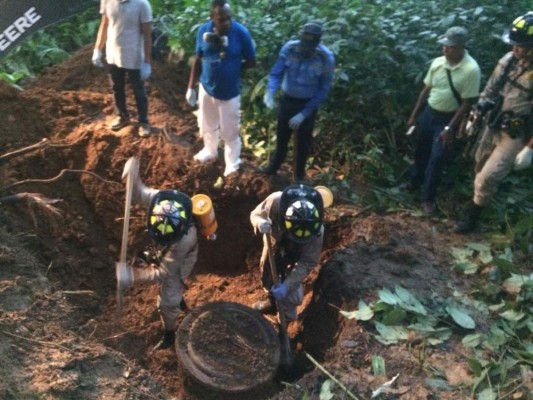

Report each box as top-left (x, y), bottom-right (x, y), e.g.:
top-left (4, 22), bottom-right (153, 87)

top-left (279, 184), bottom-right (323, 243)
top-left (502, 12), bottom-right (533, 47)
top-left (147, 190), bottom-right (192, 245)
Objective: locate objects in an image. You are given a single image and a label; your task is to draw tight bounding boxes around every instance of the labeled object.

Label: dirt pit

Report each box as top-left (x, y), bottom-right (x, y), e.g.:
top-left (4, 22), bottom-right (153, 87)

top-left (1, 45), bottom-right (530, 400)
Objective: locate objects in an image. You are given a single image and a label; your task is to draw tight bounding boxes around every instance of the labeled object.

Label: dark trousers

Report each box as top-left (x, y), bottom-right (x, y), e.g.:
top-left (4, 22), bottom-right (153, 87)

top-left (269, 94), bottom-right (317, 180)
top-left (410, 106), bottom-right (453, 202)
top-left (108, 64), bottom-right (149, 124)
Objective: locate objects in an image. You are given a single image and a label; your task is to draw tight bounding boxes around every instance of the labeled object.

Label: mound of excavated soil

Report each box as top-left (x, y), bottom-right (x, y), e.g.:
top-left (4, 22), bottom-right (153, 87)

top-left (2, 45), bottom-right (529, 400)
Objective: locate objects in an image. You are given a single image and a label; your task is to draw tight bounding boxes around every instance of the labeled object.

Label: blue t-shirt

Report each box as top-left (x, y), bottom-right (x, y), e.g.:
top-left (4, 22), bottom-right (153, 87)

top-left (195, 20), bottom-right (256, 100)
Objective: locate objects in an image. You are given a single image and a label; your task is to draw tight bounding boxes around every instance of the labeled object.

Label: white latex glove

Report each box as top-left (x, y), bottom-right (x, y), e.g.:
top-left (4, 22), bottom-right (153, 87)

top-left (514, 146), bottom-right (533, 171)
top-left (289, 112), bottom-right (305, 130)
top-left (186, 88), bottom-right (197, 107)
top-left (92, 48), bottom-right (103, 67)
top-left (140, 62), bottom-right (151, 80)
top-left (115, 262), bottom-right (134, 289)
top-left (257, 217), bottom-right (272, 234)
top-left (263, 91), bottom-right (275, 109)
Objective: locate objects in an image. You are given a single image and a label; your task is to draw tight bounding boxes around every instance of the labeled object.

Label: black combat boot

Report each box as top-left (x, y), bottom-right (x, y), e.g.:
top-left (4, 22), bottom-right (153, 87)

top-left (454, 202), bottom-right (484, 234)
top-left (153, 330), bottom-right (176, 351)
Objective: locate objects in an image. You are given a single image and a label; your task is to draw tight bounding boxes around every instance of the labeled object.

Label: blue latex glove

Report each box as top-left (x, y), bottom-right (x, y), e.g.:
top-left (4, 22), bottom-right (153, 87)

top-left (271, 282), bottom-right (288, 300)
top-left (140, 62), bottom-right (152, 80)
top-left (288, 113), bottom-right (305, 130)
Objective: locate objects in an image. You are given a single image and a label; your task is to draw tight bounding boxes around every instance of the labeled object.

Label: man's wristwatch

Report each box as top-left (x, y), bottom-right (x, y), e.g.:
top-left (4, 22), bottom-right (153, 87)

top-left (444, 125), bottom-right (454, 132)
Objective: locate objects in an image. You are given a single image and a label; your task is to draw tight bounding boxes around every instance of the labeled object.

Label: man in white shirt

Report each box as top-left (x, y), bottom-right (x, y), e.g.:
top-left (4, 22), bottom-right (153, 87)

top-left (92, 0), bottom-right (153, 137)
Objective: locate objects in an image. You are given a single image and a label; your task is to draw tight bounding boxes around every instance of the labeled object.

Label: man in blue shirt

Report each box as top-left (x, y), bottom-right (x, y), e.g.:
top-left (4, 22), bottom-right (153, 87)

top-left (185, 0), bottom-right (256, 177)
top-left (261, 22), bottom-right (335, 181)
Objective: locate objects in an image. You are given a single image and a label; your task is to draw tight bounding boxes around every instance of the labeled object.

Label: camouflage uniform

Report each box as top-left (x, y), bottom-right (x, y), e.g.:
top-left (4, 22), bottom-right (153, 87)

top-left (473, 52), bottom-right (533, 206)
top-left (250, 191), bottom-right (323, 320)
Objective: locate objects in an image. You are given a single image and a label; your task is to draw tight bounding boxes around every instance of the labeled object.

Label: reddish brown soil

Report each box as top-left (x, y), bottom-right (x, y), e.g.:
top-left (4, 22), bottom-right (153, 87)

top-left (1, 45), bottom-right (530, 400)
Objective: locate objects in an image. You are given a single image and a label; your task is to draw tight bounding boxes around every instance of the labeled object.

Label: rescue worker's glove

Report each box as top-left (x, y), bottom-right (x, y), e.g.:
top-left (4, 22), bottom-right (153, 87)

top-left (140, 62), bottom-right (152, 80)
top-left (514, 146), bottom-right (533, 170)
top-left (289, 113), bottom-right (305, 130)
top-left (263, 91), bottom-right (275, 109)
top-left (116, 262), bottom-right (134, 289)
top-left (271, 282), bottom-right (288, 300)
top-left (186, 88), bottom-right (197, 107)
top-left (92, 49), bottom-right (104, 67)
top-left (256, 217), bottom-right (272, 234)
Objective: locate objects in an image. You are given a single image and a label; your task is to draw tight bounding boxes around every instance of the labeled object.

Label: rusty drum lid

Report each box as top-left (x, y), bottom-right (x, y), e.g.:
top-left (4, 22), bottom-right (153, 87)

top-left (177, 301), bottom-right (280, 393)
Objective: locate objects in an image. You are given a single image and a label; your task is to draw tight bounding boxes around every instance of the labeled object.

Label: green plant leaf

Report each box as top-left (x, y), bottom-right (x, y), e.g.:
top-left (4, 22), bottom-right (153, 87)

top-left (446, 305), bottom-right (476, 329)
top-left (468, 358), bottom-right (483, 376)
top-left (424, 378), bottom-right (451, 391)
top-left (319, 379), bottom-right (335, 400)
top-left (486, 325), bottom-right (507, 349)
top-left (381, 306), bottom-right (407, 325)
top-left (378, 288), bottom-right (400, 305)
top-left (466, 242), bottom-right (491, 253)
top-left (499, 309), bottom-right (525, 321)
top-left (374, 322), bottom-right (409, 345)
top-left (477, 388), bottom-right (497, 400)
top-left (394, 286), bottom-right (427, 315)
top-left (371, 355), bottom-right (386, 376)
top-left (462, 333), bottom-right (482, 348)
top-left (340, 300), bottom-right (374, 321)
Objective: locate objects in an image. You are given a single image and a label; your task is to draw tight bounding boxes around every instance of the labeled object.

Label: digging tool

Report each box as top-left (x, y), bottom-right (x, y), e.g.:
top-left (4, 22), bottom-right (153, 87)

top-left (292, 129), bottom-right (298, 183)
top-left (115, 157), bottom-right (138, 314)
top-left (265, 232), bottom-right (295, 367)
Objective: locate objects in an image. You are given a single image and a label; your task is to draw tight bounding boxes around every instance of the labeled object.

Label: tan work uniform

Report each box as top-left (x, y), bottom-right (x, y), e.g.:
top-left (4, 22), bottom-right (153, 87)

top-left (134, 188), bottom-right (198, 331)
top-left (474, 52), bottom-right (533, 206)
top-left (250, 191), bottom-right (323, 320)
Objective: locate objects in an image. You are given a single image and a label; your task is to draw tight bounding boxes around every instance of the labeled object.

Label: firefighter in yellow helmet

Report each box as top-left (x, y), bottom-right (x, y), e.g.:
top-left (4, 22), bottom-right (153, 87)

top-left (117, 160), bottom-right (198, 351)
top-left (455, 12), bottom-right (533, 233)
top-left (250, 184), bottom-right (324, 321)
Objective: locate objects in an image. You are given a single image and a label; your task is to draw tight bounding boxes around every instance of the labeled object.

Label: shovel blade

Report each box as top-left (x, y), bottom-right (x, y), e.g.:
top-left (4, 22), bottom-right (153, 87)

top-left (122, 156), bottom-right (139, 180)
top-left (278, 328), bottom-right (294, 366)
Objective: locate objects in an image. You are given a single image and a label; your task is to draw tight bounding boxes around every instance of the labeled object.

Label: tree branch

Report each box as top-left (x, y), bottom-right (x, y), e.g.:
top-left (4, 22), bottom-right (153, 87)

top-left (0, 169), bottom-right (120, 193)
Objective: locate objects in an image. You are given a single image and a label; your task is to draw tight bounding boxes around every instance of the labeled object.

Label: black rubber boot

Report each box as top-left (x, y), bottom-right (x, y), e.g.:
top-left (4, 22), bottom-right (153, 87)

top-left (454, 202), bottom-right (484, 234)
top-left (153, 330), bottom-right (176, 351)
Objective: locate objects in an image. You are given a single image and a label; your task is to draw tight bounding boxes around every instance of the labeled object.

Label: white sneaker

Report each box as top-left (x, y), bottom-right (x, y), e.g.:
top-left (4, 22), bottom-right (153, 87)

top-left (115, 262), bottom-right (134, 289)
top-left (224, 166), bottom-right (241, 176)
top-left (193, 149), bottom-right (217, 163)
top-left (224, 160), bottom-right (242, 176)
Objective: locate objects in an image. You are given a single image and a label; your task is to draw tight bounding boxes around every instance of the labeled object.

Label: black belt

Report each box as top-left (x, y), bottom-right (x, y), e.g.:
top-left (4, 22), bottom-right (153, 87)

top-left (429, 106), bottom-right (455, 118)
top-left (282, 93), bottom-right (311, 104)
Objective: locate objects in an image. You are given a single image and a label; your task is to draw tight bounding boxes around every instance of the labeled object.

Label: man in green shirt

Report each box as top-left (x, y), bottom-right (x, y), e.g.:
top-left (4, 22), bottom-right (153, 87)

top-left (406, 27), bottom-right (481, 214)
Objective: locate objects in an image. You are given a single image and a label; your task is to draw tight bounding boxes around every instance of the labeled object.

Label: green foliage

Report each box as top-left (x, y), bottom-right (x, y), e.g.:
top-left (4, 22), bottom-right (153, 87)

top-left (0, 8), bottom-right (99, 83)
top-left (342, 236), bottom-right (532, 396)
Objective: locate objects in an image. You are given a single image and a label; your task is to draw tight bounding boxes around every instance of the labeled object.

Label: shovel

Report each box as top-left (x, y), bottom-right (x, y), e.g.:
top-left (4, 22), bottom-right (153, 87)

top-left (265, 232), bottom-right (294, 367)
top-left (292, 129), bottom-right (298, 183)
top-left (115, 157), bottom-right (138, 314)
